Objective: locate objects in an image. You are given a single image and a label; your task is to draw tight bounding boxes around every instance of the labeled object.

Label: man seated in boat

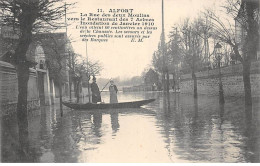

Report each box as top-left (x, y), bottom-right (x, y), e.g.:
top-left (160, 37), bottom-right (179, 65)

top-left (90, 76), bottom-right (101, 103)
top-left (109, 80), bottom-right (118, 103)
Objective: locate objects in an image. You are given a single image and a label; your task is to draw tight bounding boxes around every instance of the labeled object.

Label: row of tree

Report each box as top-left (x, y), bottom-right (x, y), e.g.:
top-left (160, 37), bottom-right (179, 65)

top-left (152, 0), bottom-right (259, 115)
top-left (39, 33), bottom-right (103, 107)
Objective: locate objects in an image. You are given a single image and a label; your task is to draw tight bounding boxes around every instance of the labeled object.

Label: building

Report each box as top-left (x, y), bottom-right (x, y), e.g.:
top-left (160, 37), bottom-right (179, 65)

top-left (235, 0), bottom-right (260, 60)
top-left (0, 26), bottom-right (73, 115)
top-left (34, 33), bottom-right (73, 100)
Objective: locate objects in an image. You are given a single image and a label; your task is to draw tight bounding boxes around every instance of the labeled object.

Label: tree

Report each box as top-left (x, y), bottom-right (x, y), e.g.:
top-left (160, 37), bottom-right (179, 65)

top-left (168, 27), bottom-right (183, 90)
top-left (73, 59), bottom-right (84, 103)
top-left (205, 0), bottom-right (259, 114)
top-left (152, 50), bottom-right (164, 74)
top-left (0, 0), bottom-right (74, 161)
top-left (70, 54), bottom-right (103, 103)
top-left (168, 29), bottom-right (182, 67)
top-left (67, 52), bottom-right (103, 102)
top-left (178, 18), bottom-right (205, 99)
top-left (152, 38), bottom-right (171, 92)
top-left (144, 68), bottom-right (159, 86)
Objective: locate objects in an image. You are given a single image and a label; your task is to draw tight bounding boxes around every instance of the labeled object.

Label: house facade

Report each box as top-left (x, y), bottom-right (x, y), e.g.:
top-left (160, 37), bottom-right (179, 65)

top-left (0, 26), bottom-right (72, 115)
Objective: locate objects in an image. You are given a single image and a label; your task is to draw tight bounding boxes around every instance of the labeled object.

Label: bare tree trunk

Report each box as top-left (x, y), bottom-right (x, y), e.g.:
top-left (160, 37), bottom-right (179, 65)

top-left (242, 60), bottom-right (252, 117)
top-left (69, 70), bottom-right (72, 101)
top-left (15, 10), bottom-right (35, 160)
top-left (166, 70), bottom-right (170, 110)
top-left (16, 64), bottom-right (30, 161)
top-left (218, 60), bottom-right (225, 104)
top-left (68, 54), bottom-right (72, 101)
top-left (192, 70), bottom-right (198, 99)
top-left (76, 80), bottom-right (80, 103)
top-left (74, 80), bottom-right (77, 98)
top-left (241, 0), bottom-right (258, 118)
top-left (59, 81), bottom-right (63, 117)
top-left (166, 70), bottom-right (170, 93)
top-left (162, 73), bottom-right (166, 92)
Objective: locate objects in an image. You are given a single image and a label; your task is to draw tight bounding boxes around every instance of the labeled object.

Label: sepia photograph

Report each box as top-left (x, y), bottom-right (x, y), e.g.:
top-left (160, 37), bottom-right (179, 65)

top-left (0, 0), bottom-right (259, 163)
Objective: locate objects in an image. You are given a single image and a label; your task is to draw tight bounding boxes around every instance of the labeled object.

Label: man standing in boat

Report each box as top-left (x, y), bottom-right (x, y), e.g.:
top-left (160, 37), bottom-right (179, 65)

top-left (90, 76), bottom-right (101, 103)
top-left (109, 80), bottom-right (118, 103)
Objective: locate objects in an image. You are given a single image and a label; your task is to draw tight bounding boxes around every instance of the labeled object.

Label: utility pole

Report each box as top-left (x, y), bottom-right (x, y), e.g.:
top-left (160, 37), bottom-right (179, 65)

top-left (86, 39), bottom-right (91, 103)
top-left (161, 0), bottom-right (170, 111)
top-left (161, 0), bottom-right (170, 94)
top-left (65, 2), bottom-right (72, 101)
top-left (161, 0), bottom-right (165, 92)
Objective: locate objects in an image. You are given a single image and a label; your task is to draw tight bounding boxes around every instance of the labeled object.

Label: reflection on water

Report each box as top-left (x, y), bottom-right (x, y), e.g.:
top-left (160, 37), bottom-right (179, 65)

top-left (1, 91), bottom-right (260, 162)
top-left (110, 112), bottom-right (120, 134)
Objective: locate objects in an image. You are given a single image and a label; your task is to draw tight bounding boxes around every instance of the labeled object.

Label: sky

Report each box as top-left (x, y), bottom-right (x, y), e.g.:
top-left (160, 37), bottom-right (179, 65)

top-left (66, 0), bottom-right (223, 80)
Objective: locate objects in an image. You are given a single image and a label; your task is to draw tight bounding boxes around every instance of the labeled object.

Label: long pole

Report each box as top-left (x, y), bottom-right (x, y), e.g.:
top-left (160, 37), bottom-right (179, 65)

top-left (162, 0), bottom-right (170, 110)
top-left (65, 3), bottom-right (72, 101)
top-left (161, 0), bottom-right (166, 92)
top-left (86, 39), bottom-right (91, 102)
top-left (100, 78), bottom-right (112, 93)
top-left (161, 1), bottom-right (169, 92)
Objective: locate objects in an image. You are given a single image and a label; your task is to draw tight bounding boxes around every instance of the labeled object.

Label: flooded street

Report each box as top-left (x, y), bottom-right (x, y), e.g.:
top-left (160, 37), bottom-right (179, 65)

top-left (1, 92), bottom-right (260, 163)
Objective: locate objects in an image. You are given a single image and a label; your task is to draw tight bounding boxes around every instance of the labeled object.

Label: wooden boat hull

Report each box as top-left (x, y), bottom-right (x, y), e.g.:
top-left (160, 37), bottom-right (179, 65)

top-left (62, 99), bottom-right (155, 110)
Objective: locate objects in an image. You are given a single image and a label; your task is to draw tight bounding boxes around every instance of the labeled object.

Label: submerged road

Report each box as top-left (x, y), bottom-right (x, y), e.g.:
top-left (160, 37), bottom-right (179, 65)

top-left (1, 91), bottom-right (259, 162)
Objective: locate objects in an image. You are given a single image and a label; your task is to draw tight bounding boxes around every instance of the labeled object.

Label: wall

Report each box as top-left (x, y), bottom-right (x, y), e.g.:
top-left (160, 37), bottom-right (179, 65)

top-left (0, 61), bottom-right (40, 115)
top-left (180, 61), bottom-right (260, 97)
top-left (122, 85), bottom-right (154, 92)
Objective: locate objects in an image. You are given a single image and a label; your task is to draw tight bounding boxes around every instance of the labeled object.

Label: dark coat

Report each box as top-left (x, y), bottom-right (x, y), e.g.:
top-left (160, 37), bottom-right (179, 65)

top-left (91, 82), bottom-right (101, 103)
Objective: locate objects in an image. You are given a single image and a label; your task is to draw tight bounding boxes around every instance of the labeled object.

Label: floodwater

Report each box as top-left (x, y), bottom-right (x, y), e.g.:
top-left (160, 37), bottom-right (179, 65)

top-left (1, 91), bottom-right (260, 163)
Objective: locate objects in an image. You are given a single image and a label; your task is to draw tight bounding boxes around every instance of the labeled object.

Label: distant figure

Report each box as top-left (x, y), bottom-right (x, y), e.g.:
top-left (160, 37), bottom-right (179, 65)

top-left (90, 77), bottom-right (101, 103)
top-left (172, 80), bottom-right (175, 91)
top-left (152, 83), bottom-right (156, 91)
top-left (109, 80), bottom-right (118, 103)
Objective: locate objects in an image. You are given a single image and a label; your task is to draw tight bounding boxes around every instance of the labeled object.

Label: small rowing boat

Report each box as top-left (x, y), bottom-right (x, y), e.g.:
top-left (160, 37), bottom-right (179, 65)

top-left (62, 99), bottom-right (155, 110)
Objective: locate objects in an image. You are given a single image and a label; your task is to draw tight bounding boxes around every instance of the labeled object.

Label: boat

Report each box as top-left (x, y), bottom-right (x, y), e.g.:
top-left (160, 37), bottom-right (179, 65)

top-left (62, 99), bottom-right (155, 110)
